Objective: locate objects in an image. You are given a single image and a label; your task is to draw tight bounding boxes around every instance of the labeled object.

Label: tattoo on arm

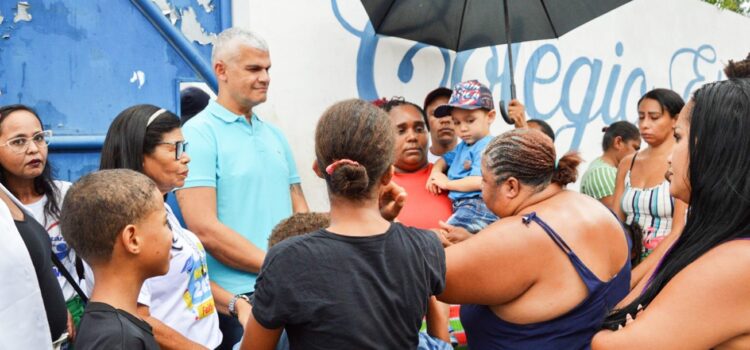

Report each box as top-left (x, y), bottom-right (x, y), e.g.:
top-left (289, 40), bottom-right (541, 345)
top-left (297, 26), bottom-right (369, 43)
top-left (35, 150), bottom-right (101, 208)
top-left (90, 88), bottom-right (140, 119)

top-left (290, 183), bottom-right (304, 196)
top-left (290, 183), bottom-right (309, 213)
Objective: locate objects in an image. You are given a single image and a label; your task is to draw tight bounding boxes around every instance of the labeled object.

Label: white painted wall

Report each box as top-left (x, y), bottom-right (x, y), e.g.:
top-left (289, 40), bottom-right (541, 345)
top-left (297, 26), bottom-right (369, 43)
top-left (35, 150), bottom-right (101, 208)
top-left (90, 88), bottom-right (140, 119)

top-left (231, 0), bottom-right (750, 211)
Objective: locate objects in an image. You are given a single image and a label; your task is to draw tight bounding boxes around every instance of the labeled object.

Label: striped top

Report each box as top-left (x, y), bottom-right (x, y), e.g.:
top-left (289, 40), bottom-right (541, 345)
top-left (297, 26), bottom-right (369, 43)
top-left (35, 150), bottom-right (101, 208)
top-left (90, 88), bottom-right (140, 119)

top-left (580, 158), bottom-right (617, 200)
top-left (621, 154), bottom-right (674, 256)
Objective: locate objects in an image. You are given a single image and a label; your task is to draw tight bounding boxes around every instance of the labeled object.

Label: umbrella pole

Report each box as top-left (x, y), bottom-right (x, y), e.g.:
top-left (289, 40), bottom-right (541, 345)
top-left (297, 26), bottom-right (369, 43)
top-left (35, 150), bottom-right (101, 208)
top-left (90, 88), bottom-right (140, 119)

top-left (503, 0), bottom-right (516, 100)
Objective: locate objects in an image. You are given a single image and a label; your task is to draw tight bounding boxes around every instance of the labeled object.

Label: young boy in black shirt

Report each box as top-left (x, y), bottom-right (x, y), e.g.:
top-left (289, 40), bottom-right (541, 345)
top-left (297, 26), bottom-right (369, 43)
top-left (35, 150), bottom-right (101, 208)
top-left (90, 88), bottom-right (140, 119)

top-left (60, 169), bottom-right (172, 350)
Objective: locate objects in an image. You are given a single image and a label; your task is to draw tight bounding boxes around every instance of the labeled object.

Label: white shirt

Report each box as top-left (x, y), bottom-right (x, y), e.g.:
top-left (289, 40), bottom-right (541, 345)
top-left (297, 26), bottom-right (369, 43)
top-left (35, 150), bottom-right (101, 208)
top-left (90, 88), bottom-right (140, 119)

top-left (26, 180), bottom-right (79, 301)
top-left (427, 149), bottom-right (442, 164)
top-left (0, 183), bottom-right (53, 349)
top-left (139, 203), bottom-right (222, 348)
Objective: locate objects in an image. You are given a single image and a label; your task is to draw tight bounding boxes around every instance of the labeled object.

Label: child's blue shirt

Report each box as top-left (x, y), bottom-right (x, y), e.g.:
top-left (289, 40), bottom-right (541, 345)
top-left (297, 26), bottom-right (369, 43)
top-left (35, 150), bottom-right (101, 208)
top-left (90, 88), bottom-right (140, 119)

top-left (443, 135), bottom-right (494, 201)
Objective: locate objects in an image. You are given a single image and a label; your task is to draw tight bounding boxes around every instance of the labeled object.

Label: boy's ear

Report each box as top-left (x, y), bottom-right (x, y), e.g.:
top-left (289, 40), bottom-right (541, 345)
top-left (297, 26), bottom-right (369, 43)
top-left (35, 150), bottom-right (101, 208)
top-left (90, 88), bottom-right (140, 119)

top-left (312, 160), bottom-right (324, 179)
top-left (487, 109), bottom-right (496, 124)
top-left (120, 224), bottom-right (141, 255)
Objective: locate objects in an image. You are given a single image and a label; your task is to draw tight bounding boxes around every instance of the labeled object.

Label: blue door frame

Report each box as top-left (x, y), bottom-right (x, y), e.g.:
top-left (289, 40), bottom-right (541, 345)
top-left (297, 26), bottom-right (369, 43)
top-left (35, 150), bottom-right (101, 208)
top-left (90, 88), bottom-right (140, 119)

top-left (0, 0), bottom-right (230, 181)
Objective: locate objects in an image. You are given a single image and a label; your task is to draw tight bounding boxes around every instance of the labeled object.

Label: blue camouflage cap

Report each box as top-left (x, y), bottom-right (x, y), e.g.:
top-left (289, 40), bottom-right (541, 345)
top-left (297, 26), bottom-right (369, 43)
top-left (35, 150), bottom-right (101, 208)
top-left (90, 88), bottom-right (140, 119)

top-left (434, 80), bottom-right (495, 118)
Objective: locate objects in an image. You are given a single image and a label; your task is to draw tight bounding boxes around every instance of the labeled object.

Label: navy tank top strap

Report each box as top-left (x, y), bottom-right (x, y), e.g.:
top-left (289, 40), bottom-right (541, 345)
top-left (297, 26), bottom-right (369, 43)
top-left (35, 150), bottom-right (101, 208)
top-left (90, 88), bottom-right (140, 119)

top-left (523, 212), bottom-right (575, 255)
top-left (522, 212), bottom-right (602, 287)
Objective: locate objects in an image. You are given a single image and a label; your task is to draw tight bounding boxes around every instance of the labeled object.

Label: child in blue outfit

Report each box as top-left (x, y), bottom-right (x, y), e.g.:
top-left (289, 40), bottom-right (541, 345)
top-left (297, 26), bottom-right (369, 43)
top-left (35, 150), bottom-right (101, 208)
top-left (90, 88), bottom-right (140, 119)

top-left (427, 80), bottom-right (499, 233)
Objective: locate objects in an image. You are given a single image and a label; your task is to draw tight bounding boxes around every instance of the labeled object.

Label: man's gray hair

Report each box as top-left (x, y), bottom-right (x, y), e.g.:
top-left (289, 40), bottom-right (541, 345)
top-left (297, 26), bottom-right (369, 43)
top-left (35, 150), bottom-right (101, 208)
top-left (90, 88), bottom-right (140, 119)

top-left (211, 27), bottom-right (269, 66)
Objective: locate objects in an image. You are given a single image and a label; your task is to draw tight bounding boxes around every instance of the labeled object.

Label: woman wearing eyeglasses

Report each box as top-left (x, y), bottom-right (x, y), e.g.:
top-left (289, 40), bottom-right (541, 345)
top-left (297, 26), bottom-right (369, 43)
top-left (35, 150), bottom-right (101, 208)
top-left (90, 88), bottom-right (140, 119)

top-left (94, 104), bottom-right (241, 349)
top-left (0, 104), bottom-right (76, 345)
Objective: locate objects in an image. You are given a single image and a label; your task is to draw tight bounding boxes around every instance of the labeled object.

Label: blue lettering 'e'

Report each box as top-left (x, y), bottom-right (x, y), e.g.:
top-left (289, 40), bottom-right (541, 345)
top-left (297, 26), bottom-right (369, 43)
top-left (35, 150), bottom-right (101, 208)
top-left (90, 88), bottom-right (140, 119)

top-left (524, 44), bottom-right (562, 120)
top-left (559, 57), bottom-right (602, 150)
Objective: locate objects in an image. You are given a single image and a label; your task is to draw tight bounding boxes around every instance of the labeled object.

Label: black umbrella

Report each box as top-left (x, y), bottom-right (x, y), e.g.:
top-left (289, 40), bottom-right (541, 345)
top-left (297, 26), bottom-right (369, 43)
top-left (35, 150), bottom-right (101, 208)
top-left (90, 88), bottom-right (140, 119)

top-left (360, 0), bottom-right (631, 123)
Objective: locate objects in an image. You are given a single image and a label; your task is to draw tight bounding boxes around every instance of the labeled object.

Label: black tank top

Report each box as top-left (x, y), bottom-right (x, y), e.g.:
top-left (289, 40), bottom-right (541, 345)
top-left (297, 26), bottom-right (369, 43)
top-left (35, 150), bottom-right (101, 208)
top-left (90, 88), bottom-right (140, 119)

top-left (15, 215), bottom-right (68, 340)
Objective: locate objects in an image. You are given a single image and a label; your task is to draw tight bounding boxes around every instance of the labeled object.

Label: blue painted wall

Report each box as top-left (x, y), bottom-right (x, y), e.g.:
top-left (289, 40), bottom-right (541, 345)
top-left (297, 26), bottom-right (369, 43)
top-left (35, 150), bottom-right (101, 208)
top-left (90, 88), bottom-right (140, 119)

top-left (0, 0), bottom-right (227, 181)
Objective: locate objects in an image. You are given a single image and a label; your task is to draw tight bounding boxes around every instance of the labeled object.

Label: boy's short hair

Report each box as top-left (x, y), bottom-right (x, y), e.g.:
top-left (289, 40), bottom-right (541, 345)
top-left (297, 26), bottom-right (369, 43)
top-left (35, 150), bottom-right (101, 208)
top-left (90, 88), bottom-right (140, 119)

top-left (60, 169), bottom-right (160, 264)
top-left (268, 212), bottom-right (330, 248)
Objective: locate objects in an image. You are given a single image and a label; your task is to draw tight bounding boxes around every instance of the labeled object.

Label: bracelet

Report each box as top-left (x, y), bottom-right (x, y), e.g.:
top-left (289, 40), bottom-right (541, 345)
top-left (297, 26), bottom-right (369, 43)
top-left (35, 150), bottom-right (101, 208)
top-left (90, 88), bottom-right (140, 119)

top-left (228, 294), bottom-right (250, 318)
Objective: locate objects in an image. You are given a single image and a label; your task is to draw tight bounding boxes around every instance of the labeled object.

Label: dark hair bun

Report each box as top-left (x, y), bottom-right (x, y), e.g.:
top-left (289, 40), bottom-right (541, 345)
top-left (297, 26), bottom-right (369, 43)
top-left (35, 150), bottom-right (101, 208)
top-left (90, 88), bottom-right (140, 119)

top-left (602, 126), bottom-right (609, 133)
top-left (315, 99), bottom-right (395, 201)
top-left (330, 163), bottom-right (370, 198)
top-left (551, 152), bottom-right (582, 186)
top-left (724, 52), bottom-right (750, 79)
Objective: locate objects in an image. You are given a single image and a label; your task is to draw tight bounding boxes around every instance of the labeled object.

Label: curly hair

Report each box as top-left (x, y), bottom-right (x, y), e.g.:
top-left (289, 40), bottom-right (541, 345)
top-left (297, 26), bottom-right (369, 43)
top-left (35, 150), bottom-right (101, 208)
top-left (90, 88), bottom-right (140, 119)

top-left (724, 52), bottom-right (750, 79)
top-left (268, 212), bottom-right (330, 248)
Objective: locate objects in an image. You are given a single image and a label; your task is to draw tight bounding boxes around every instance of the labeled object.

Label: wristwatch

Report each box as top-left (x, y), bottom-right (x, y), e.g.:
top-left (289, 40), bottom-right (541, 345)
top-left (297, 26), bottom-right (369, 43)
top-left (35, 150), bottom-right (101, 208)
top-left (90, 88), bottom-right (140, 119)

top-left (228, 294), bottom-right (250, 318)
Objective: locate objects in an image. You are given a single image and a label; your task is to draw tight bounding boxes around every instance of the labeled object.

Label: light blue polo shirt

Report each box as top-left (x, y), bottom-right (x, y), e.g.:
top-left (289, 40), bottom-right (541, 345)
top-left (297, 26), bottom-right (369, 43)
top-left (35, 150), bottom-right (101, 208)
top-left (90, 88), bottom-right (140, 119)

top-left (443, 135), bottom-right (493, 201)
top-left (181, 100), bottom-right (300, 294)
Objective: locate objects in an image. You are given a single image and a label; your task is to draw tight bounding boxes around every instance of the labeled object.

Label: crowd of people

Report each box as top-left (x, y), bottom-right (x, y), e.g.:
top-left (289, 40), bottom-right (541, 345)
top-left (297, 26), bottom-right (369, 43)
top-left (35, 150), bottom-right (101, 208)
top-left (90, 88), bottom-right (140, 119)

top-left (2, 26), bottom-right (750, 350)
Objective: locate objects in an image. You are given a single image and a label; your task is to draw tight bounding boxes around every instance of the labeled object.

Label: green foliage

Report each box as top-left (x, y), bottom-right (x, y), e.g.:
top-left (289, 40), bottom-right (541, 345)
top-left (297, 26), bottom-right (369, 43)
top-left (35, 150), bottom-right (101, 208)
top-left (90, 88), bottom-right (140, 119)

top-left (702, 0), bottom-right (750, 15)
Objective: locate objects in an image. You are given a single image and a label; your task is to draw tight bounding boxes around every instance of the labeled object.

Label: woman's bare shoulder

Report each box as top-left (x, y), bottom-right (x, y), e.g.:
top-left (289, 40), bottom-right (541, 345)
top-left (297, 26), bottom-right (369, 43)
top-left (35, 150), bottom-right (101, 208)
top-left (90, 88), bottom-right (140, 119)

top-left (695, 239), bottom-right (750, 272)
top-left (663, 238), bottom-right (750, 298)
top-left (619, 152), bottom-right (637, 170)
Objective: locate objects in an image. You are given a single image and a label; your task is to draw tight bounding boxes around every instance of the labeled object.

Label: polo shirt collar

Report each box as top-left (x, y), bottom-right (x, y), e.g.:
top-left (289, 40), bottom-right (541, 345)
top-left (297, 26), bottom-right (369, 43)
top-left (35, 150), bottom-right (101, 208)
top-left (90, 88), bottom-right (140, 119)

top-left (207, 100), bottom-right (260, 124)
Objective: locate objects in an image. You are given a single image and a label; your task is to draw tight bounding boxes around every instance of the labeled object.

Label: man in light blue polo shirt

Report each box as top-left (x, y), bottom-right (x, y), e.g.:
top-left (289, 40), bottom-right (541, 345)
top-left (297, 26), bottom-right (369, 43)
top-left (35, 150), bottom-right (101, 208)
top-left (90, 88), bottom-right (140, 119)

top-left (176, 28), bottom-right (309, 349)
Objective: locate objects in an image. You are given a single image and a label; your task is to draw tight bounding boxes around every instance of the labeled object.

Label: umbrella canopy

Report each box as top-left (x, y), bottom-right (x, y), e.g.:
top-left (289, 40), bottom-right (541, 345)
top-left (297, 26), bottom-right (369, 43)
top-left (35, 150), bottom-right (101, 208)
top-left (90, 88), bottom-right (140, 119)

top-left (360, 0), bottom-right (631, 123)
top-left (361, 0), bottom-right (632, 52)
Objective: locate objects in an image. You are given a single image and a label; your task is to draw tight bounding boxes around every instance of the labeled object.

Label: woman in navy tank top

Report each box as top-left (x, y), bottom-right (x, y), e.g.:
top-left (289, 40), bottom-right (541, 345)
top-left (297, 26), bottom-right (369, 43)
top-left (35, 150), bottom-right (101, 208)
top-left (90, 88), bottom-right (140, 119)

top-left (438, 129), bottom-right (631, 350)
top-left (593, 62), bottom-right (750, 349)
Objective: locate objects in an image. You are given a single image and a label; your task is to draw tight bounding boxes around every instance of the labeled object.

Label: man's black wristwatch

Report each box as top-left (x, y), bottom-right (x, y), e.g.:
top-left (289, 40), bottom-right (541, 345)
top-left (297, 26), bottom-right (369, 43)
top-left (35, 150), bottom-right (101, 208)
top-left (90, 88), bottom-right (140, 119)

top-left (228, 294), bottom-right (250, 318)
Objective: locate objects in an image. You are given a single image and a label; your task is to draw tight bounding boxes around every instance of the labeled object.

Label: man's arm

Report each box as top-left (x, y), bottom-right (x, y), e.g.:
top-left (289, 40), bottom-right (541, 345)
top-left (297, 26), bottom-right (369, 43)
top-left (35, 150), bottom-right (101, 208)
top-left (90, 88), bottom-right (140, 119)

top-left (276, 128), bottom-right (307, 214)
top-left (211, 281), bottom-right (251, 327)
top-left (176, 187), bottom-right (265, 273)
top-left (290, 183), bottom-right (309, 214)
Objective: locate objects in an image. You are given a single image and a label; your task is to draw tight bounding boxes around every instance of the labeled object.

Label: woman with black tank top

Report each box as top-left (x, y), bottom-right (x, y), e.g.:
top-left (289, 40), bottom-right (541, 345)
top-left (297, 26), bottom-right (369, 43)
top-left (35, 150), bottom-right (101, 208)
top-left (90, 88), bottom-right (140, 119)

top-left (438, 129), bottom-right (631, 349)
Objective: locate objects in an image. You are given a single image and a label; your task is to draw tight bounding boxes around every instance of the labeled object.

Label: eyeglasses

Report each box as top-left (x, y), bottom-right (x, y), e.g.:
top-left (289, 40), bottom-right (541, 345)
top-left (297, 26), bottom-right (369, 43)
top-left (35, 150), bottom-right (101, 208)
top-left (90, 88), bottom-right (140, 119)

top-left (156, 140), bottom-right (188, 160)
top-left (0, 130), bottom-right (52, 154)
